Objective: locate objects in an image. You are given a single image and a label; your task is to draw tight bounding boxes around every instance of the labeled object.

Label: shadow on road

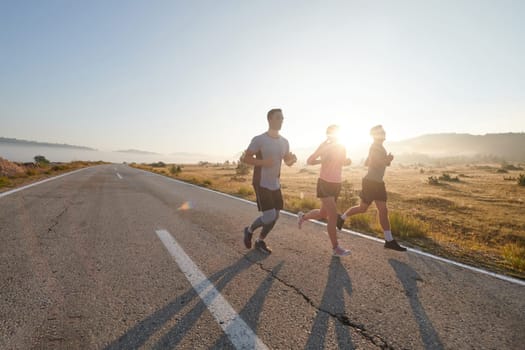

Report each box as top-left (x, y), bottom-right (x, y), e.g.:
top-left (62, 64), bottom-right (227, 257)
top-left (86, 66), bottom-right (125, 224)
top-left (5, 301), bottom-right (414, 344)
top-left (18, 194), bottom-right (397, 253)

top-left (104, 250), bottom-right (271, 349)
top-left (209, 262), bottom-right (284, 349)
top-left (305, 257), bottom-right (354, 349)
top-left (389, 259), bottom-right (444, 350)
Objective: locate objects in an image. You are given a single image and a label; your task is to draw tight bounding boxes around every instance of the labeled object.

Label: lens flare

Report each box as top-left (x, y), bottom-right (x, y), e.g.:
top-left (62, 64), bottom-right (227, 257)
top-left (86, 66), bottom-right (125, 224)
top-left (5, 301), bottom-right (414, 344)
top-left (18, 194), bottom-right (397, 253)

top-left (177, 201), bottom-right (193, 211)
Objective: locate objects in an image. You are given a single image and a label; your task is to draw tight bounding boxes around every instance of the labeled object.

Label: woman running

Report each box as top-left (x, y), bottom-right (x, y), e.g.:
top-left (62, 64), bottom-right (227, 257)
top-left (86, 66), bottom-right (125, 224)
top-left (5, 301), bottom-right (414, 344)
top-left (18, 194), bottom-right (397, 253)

top-left (298, 125), bottom-right (352, 257)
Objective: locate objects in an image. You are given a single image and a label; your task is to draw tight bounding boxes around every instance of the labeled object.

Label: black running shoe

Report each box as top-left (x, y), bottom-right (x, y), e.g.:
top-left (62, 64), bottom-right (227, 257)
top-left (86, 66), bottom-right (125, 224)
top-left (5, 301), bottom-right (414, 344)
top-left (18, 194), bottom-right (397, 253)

top-left (384, 239), bottom-right (407, 252)
top-left (336, 214), bottom-right (345, 230)
top-left (243, 227), bottom-right (253, 249)
top-left (254, 240), bottom-right (272, 254)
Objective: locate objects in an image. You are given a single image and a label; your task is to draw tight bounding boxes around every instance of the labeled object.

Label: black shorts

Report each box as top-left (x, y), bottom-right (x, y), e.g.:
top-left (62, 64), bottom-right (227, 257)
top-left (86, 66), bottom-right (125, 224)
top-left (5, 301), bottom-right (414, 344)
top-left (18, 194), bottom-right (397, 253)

top-left (316, 178), bottom-right (341, 201)
top-left (254, 185), bottom-right (284, 212)
top-left (360, 178), bottom-right (387, 204)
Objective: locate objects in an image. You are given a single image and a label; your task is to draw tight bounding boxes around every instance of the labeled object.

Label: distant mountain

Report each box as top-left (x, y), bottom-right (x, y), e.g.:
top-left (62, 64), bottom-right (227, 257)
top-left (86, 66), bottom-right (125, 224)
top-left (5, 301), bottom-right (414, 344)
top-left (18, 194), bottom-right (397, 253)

top-left (0, 137), bottom-right (96, 150)
top-left (170, 152), bottom-right (229, 163)
top-left (116, 149), bottom-right (160, 155)
top-left (388, 133), bottom-right (525, 162)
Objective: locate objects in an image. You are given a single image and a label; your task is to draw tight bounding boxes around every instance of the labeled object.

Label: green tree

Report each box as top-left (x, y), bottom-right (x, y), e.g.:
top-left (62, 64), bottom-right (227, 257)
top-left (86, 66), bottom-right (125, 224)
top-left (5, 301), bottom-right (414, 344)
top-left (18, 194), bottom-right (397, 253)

top-left (34, 155), bottom-right (50, 165)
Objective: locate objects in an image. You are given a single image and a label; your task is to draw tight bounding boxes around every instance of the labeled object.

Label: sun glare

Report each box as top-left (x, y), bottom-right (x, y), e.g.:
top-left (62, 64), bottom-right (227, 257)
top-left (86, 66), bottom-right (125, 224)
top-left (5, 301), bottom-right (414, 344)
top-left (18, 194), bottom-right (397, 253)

top-left (337, 123), bottom-right (371, 153)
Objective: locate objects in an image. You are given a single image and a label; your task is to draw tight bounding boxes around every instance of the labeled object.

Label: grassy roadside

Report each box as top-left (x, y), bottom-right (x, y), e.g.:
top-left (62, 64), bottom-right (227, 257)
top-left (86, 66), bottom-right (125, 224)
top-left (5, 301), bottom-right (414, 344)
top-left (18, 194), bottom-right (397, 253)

top-left (131, 162), bottom-right (525, 280)
top-left (0, 157), bottom-right (106, 193)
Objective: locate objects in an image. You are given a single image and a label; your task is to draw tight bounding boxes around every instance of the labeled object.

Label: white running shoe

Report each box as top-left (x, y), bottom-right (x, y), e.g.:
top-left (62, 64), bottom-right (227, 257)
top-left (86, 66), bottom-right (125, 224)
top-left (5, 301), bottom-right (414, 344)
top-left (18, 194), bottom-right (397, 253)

top-left (297, 211), bottom-right (305, 229)
top-left (333, 246), bottom-right (351, 257)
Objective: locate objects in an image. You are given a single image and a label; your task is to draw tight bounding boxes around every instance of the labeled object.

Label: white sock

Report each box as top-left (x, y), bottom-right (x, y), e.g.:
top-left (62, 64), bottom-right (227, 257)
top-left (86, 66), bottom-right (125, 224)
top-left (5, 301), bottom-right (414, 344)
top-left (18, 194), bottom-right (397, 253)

top-left (384, 230), bottom-right (393, 241)
top-left (341, 214), bottom-right (347, 220)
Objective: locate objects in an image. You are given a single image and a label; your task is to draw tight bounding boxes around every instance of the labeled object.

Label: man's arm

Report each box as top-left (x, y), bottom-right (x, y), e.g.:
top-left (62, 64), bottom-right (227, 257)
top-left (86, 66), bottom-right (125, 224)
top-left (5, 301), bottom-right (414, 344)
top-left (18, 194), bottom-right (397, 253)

top-left (241, 149), bottom-right (273, 167)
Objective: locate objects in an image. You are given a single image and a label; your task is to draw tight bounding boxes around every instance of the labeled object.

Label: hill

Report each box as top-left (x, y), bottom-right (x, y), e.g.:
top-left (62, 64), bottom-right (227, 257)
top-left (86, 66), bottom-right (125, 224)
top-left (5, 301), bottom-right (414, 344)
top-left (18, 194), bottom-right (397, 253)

top-left (116, 149), bottom-right (161, 155)
top-left (388, 133), bottom-right (525, 163)
top-left (0, 137), bottom-right (96, 150)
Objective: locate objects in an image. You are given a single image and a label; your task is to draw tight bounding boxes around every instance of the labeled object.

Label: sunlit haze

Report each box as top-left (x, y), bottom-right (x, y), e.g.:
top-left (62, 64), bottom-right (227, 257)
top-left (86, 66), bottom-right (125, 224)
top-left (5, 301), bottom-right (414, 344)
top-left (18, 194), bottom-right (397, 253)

top-left (1, 1), bottom-right (524, 162)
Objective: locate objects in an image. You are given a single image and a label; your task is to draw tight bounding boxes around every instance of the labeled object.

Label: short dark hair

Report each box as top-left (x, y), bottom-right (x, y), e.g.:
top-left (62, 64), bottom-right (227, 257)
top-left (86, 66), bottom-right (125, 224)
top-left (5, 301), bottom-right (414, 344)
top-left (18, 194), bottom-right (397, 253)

top-left (267, 108), bottom-right (282, 120)
top-left (326, 124), bottom-right (339, 135)
top-left (370, 125), bottom-right (384, 135)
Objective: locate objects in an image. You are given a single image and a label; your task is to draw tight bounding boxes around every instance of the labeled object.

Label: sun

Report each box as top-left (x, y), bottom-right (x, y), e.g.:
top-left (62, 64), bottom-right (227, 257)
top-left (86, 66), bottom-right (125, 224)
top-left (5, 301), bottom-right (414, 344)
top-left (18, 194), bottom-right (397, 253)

top-left (336, 123), bottom-right (371, 153)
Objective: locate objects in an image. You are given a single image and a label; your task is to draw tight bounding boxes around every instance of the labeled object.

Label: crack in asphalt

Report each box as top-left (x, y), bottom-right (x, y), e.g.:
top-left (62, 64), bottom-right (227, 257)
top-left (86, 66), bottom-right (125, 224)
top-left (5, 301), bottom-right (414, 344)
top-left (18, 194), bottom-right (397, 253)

top-left (244, 254), bottom-right (395, 349)
top-left (46, 205), bottom-right (69, 234)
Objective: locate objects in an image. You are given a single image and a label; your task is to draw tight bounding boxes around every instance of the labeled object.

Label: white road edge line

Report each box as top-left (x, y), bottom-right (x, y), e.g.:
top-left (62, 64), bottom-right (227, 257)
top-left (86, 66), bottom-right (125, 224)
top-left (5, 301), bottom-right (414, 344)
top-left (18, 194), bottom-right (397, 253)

top-left (0, 167), bottom-right (90, 199)
top-left (139, 168), bottom-right (524, 287)
top-left (116, 172), bottom-right (122, 179)
top-left (155, 229), bottom-right (269, 350)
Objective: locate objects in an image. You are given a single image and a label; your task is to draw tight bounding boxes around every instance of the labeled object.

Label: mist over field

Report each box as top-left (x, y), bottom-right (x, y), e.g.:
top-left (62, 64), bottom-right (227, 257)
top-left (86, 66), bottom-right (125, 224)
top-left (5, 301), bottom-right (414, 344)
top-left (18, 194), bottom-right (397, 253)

top-left (388, 133), bottom-right (525, 163)
top-left (0, 138), bottom-right (231, 164)
top-left (1, 133), bottom-right (524, 165)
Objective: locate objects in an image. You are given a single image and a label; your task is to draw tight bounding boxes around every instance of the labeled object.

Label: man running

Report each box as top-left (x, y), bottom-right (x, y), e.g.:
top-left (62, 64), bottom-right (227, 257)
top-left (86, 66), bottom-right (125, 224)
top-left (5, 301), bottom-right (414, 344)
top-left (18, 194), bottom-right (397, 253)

top-left (242, 108), bottom-right (297, 254)
top-left (337, 125), bottom-right (407, 251)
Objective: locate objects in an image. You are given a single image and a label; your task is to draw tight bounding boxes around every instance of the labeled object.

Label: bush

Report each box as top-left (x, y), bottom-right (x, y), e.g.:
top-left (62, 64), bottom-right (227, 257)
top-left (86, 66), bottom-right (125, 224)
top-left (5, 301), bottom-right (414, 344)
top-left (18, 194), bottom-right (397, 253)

top-left (0, 176), bottom-right (11, 188)
top-left (439, 173), bottom-right (460, 182)
top-left (287, 196), bottom-right (319, 213)
top-left (389, 211), bottom-right (429, 239)
top-left (502, 243), bottom-right (525, 271)
top-left (236, 151), bottom-right (252, 175)
top-left (170, 165), bottom-right (182, 175)
top-left (347, 214), bottom-right (372, 232)
top-left (150, 161), bottom-right (166, 168)
top-left (237, 186), bottom-right (254, 197)
top-left (501, 163), bottom-right (523, 171)
top-left (427, 176), bottom-right (440, 185)
top-left (518, 174), bottom-right (525, 186)
top-left (236, 162), bottom-right (251, 175)
top-left (338, 180), bottom-right (358, 210)
top-left (52, 164), bottom-right (68, 171)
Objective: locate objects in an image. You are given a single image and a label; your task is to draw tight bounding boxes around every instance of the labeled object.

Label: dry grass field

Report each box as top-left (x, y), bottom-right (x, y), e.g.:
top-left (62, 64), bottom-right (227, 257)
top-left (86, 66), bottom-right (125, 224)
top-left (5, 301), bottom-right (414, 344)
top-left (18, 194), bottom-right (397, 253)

top-left (132, 161), bottom-right (525, 280)
top-left (0, 158), bottom-right (107, 191)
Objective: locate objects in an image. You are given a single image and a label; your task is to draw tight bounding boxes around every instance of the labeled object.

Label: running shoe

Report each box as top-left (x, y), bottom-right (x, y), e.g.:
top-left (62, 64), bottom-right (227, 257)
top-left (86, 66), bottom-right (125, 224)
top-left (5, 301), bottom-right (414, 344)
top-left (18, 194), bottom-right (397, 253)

top-left (243, 227), bottom-right (253, 249)
top-left (336, 214), bottom-right (345, 230)
top-left (333, 246), bottom-right (351, 257)
top-left (297, 211), bottom-right (305, 229)
top-left (384, 239), bottom-right (407, 251)
top-left (255, 240), bottom-right (272, 254)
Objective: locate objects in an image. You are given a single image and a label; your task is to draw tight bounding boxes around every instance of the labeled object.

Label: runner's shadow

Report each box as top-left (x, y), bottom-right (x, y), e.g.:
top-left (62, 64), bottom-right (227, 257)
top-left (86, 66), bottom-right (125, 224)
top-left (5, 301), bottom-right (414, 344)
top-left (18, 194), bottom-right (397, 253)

top-left (389, 259), bottom-right (444, 350)
top-left (209, 262), bottom-right (284, 349)
top-left (306, 257), bottom-right (354, 349)
top-left (104, 250), bottom-right (268, 350)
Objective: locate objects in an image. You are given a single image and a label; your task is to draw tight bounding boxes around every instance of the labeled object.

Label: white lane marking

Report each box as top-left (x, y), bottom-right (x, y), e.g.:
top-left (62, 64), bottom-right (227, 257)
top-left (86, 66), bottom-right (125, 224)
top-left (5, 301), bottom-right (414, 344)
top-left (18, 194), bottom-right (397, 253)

top-left (155, 229), bottom-right (269, 350)
top-left (0, 167), bottom-right (90, 199)
top-left (116, 172), bottom-right (122, 179)
top-left (137, 168), bottom-right (525, 287)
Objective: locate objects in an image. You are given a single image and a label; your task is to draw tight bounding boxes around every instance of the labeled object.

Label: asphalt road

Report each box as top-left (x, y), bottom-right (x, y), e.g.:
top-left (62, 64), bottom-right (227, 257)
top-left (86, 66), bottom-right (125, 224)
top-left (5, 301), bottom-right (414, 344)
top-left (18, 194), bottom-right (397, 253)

top-left (1, 164), bottom-right (524, 349)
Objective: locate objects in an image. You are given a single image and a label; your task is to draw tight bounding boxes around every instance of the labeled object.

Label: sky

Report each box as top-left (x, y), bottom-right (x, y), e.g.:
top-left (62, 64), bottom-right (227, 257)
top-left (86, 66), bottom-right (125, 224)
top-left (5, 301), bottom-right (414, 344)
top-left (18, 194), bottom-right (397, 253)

top-left (1, 0), bottom-right (524, 160)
